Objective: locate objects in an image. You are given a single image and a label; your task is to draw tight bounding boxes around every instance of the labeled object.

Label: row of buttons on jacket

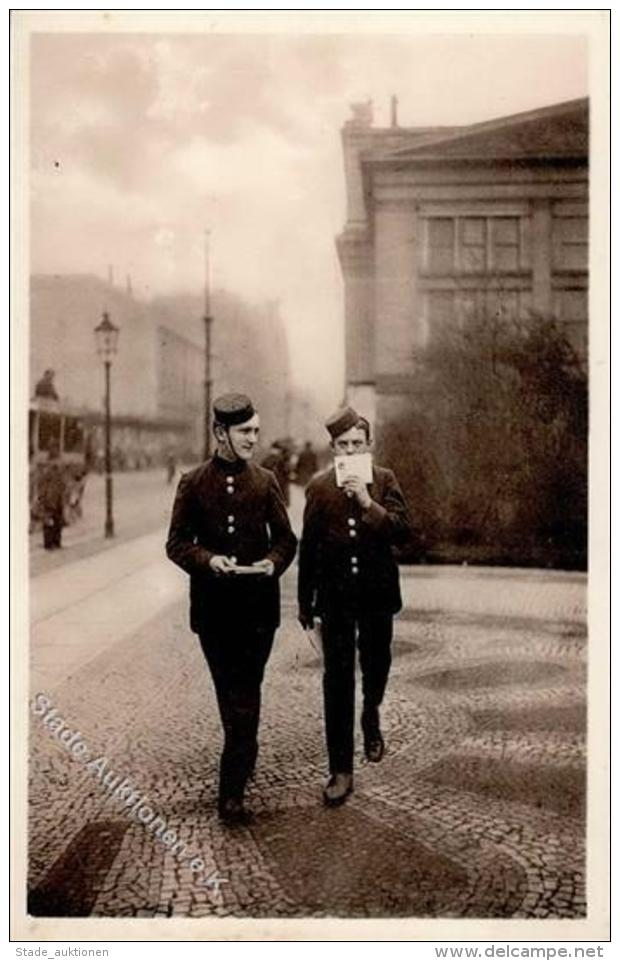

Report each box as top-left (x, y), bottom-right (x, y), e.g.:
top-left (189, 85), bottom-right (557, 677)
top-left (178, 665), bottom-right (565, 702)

top-left (225, 477), bottom-right (236, 531)
top-left (226, 477), bottom-right (237, 563)
top-left (348, 517), bottom-right (359, 573)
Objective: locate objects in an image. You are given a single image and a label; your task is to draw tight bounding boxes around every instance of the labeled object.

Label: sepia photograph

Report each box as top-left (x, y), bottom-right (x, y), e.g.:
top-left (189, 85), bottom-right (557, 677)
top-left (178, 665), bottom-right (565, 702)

top-left (11, 9), bottom-right (610, 943)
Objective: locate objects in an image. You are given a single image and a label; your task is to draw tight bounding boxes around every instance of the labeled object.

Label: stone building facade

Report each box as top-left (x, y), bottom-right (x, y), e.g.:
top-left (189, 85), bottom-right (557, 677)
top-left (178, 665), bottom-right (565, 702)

top-left (29, 275), bottom-right (200, 465)
top-left (336, 98), bottom-right (589, 431)
top-left (29, 275), bottom-right (292, 466)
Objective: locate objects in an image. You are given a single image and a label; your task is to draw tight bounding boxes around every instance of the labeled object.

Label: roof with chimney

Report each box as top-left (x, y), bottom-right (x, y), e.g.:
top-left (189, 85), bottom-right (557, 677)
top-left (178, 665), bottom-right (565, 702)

top-left (363, 97), bottom-right (588, 166)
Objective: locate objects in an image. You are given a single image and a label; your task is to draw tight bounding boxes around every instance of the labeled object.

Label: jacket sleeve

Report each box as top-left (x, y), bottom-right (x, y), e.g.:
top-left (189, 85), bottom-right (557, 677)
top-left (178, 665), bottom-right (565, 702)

top-left (165, 473), bottom-right (214, 575)
top-left (361, 469), bottom-right (412, 546)
top-left (297, 482), bottom-right (320, 618)
top-left (265, 474), bottom-right (297, 576)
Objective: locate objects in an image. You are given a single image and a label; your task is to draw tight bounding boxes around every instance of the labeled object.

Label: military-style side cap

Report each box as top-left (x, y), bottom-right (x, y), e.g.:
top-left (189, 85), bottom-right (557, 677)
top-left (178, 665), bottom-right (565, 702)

top-left (325, 405), bottom-right (361, 440)
top-left (213, 392), bottom-right (255, 426)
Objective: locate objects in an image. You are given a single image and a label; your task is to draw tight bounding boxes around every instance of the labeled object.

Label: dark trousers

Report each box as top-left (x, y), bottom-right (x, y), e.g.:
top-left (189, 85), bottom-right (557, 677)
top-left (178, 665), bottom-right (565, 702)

top-left (199, 627), bottom-right (275, 802)
top-left (42, 512), bottom-right (63, 549)
top-left (321, 611), bottom-right (393, 774)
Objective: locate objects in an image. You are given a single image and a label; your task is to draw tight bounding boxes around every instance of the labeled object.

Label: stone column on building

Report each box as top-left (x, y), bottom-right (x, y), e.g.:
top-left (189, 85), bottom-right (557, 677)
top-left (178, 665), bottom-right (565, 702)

top-left (337, 102), bottom-right (377, 427)
top-left (341, 101), bottom-right (374, 226)
top-left (531, 198), bottom-right (553, 317)
top-left (336, 227), bottom-right (375, 421)
top-left (373, 198), bottom-right (419, 435)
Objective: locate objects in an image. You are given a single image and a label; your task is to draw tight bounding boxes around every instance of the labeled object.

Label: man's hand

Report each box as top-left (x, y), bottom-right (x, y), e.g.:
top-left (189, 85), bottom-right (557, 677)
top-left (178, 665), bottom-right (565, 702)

top-left (209, 555), bottom-right (237, 575)
top-left (298, 611), bottom-right (314, 631)
top-left (251, 558), bottom-right (275, 577)
top-left (342, 475), bottom-right (372, 509)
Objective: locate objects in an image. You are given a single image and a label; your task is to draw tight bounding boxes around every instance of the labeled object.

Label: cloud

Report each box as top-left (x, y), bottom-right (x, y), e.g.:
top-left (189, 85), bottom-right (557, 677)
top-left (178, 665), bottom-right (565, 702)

top-left (31, 37), bottom-right (162, 187)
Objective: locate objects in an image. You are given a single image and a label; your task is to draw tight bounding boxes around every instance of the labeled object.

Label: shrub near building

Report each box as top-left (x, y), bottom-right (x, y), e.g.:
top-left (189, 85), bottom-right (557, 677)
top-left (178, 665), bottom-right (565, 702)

top-left (377, 313), bottom-right (587, 570)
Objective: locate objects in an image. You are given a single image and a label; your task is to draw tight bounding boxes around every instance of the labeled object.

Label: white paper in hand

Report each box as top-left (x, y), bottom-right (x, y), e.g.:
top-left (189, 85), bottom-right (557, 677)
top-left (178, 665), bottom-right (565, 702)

top-left (305, 619), bottom-right (323, 655)
top-left (334, 452), bottom-right (373, 488)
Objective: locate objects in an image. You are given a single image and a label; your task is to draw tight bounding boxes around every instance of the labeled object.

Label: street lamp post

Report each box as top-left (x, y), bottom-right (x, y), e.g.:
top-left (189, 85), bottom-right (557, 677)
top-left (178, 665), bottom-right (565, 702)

top-left (203, 314), bottom-right (213, 461)
top-left (94, 311), bottom-right (120, 538)
top-left (203, 230), bottom-right (213, 461)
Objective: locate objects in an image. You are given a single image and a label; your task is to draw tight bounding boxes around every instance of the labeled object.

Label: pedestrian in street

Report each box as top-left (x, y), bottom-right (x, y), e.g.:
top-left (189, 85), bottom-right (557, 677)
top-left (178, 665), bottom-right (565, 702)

top-left (166, 393), bottom-right (297, 825)
top-left (298, 406), bottom-right (412, 806)
top-left (37, 446), bottom-right (67, 550)
top-left (261, 441), bottom-right (291, 506)
top-left (165, 450), bottom-right (177, 485)
top-left (295, 440), bottom-right (319, 487)
top-left (34, 368), bottom-right (59, 401)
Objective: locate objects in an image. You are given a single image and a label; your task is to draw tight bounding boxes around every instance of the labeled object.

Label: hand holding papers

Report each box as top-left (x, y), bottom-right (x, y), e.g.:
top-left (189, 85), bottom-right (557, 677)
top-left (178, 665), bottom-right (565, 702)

top-left (304, 617), bottom-right (323, 655)
top-left (334, 452), bottom-right (373, 488)
top-left (209, 556), bottom-right (275, 576)
top-left (232, 559), bottom-right (275, 576)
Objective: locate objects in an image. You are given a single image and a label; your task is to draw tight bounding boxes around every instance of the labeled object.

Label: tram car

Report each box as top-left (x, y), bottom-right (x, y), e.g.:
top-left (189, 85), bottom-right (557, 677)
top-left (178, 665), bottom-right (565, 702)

top-left (29, 397), bottom-right (91, 529)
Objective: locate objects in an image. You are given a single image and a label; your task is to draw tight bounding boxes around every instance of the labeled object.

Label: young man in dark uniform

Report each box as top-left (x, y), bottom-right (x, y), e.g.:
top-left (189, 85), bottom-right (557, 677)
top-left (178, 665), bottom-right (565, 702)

top-left (166, 393), bottom-right (297, 824)
top-left (298, 406), bottom-right (412, 806)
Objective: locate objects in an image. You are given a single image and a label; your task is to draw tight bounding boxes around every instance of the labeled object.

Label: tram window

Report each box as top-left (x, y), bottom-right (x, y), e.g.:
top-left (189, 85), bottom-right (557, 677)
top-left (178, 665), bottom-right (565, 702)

top-left (38, 411), bottom-right (61, 453)
top-left (64, 417), bottom-right (84, 453)
top-left (29, 410), bottom-right (36, 459)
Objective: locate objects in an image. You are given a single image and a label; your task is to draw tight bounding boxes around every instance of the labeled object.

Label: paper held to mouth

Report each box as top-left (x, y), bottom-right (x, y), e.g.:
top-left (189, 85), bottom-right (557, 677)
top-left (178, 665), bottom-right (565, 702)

top-left (334, 452), bottom-right (373, 487)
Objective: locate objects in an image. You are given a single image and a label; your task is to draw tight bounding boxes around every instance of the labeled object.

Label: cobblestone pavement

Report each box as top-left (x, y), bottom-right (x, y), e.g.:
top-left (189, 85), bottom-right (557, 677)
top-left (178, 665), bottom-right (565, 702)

top-left (28, 526), bottom-right (587, 920)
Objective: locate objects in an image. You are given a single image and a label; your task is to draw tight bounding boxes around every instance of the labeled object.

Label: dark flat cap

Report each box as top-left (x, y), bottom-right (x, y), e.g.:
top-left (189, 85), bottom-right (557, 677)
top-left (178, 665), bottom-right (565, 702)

top-left (325, 405), bottom-right (362, 440)
top-left (213, 393), bottom-right (255, 426)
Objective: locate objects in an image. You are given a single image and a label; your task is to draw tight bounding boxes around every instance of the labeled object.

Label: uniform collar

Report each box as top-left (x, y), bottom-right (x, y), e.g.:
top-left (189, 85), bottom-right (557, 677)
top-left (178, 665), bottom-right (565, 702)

top-left (212, 453), bottom-right (247, 475)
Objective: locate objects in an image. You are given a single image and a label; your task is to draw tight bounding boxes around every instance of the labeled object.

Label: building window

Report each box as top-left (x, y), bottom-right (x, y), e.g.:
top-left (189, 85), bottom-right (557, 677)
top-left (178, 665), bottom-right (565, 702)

top-left (553, 288), bottom-right (588, 355)
top-left (553, 217), bottom-right (588, 271)
top-left (490, 218), bottom-right (520, 271)
top-left (426, 218), bottom-right (455, 273)
top-left (553, 288), bottom-right (587, 327)
top-left (459, 218), bottom-right (487, 272)
top-left (425, 216), bottom-right (523, 274)
top-left (425, 287), bottom-right (531, 332)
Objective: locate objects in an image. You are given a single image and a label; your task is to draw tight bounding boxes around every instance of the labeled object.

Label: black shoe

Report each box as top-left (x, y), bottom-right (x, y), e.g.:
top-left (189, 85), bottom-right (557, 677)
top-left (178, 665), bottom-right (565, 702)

top-left (323, 772), bottom-right (353, 807)
top-left (218, 797), bottom-right (253, 826)
top-left (362, 707), bottom-right (385, 763)
top-left (363, 729), bottom-right (385, 763)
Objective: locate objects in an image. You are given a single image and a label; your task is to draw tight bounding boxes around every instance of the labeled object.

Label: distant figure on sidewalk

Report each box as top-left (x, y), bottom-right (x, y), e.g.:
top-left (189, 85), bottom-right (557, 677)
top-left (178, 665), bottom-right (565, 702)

top-left (166, 393), bottom-right (297, 825)
top-left (298, 406), bottom-right (412, 807)
top-left (38, 447), bottom-right (66, 550)
top-left (295, 440), bottom-right (319, 487)
top-left (34, 368), bottom-right (59, 402)
top-left (261, 441), bottom-right (291, 506)
top-left (165, 451), bottom-right (177, 485)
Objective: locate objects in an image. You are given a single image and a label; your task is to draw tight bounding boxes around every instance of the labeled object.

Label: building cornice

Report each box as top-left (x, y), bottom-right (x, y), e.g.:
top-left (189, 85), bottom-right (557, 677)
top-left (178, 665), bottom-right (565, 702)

top-left (335, 227), bottom-right (373, 275)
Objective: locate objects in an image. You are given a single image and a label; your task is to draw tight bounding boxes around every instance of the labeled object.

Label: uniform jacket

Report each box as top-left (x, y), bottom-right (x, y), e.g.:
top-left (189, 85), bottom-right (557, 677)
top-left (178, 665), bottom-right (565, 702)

top-left (166, 456), bottom-right (297, 634)
top-left (38, 462), bottom-right (66, 519)
top-left (298, 465), bottom-right (412, 619)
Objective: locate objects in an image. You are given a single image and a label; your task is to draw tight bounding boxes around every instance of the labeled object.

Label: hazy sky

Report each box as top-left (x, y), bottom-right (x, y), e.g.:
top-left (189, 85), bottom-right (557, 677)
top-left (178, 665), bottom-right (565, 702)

top-left (29, 28), bottom-right (589, 407)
